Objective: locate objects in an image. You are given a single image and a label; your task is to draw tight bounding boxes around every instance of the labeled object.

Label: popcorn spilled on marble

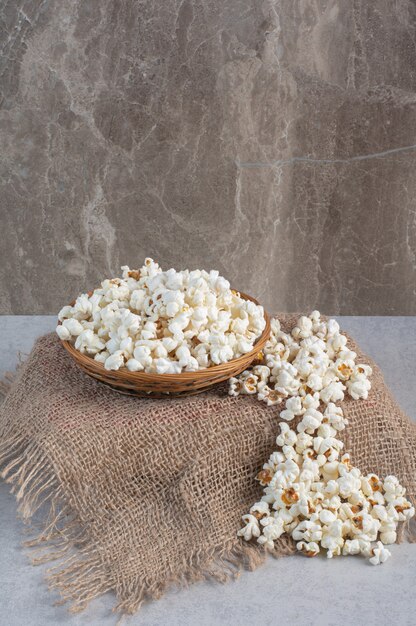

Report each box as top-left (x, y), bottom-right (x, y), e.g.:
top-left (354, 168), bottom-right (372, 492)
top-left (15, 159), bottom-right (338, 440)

top-left (56, 259), bottom-right (266, 374)
top-left (233, 311), bottom-right (415, 564)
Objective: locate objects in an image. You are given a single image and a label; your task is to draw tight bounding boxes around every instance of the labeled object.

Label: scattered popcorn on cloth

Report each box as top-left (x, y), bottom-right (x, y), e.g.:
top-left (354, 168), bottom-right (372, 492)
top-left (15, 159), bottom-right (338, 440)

top-left (233, 312), bottom-right (415, 563)
top-left (1, 314), bottom-right (416, 617)
top-left (56, 258), bottom-right (266, 372)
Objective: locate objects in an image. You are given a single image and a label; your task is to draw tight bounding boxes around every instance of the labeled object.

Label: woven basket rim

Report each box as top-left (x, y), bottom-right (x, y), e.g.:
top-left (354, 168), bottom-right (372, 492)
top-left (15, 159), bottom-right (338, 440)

top-left (58, 290), bottom-right (270, 381)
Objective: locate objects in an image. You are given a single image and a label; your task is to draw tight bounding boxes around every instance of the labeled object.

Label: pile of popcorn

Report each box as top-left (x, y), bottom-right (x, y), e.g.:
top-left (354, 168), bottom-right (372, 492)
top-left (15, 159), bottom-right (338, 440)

top-left (55, 259), bottom-right (266, 373)
top-left (234, 311), bottom-right (415, 564)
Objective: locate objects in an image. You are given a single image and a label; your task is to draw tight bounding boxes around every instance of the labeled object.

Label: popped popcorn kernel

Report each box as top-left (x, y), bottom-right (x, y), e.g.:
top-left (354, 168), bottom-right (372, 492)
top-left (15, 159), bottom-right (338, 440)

top-left (257, 469), bottom-right (273, 485)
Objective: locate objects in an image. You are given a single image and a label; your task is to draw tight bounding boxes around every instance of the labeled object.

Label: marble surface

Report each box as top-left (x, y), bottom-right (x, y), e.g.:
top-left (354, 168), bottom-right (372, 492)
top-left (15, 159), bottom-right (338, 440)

top-left (0, 316), bottom-right (415, 625)
top-left (1, 1), bottom-right (416, 314)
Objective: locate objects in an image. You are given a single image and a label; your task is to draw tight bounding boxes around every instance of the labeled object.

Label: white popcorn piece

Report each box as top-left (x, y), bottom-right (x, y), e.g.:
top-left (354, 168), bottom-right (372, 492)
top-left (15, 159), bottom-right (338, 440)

top-left (259, 386), bottom-right (286, 406)
top-left (73, 293), bottom-right (93, 319)
top-left (56, 324), bottom-right (71, 341)
top-left (326, 319), bottom-right (340, 337)
top-left (126, 358), bottom-right (144, 372)
top-left (93, 348), bottom-right (109, 363)
top-left (292, 519), bottom-right (322, 542)
top-left (346, 375), bottom-right (371, 400)
top-left (75, 329), bottom-right (105, 355)
top-left (62, 318), bottom-right (84, 336)
top-left (297, 409), bottom-right (323, 434)
top-left (280, 396), bottom-right (304, 422)
top-left (133, 345), bottom-right (153, 369)
top-left (237, 515), bottom-right (260, 541)
top-left (240, 375), bottom-right (258, 395)
top-left (104, 350), bottom-right (125, 371)
top-left (276, 423), bottom-right (297, 448)
top-left (337, 471), bottom-right (361, 499)
top-left (323, 403), bottom-right (347, 431)
top-left (369, 541), bottom-right (392, 565)
top-left (250, 501), bottom-right (270, 519)
top-left (258, 516), bottom-right (285, 548)
top-left (210, 344), bottom-right (234, 365)
top-left (252, 365), bottom-right (271, 382)
top-left (292, 316), bottom-right (313, 340)
top-left (319, 509), bottom-right (337, 524)
top-left (320, 381), bottom-right (345, 404)
top-left (379, 529), bottom-right (397, 545)
top-left (58, 305), bottom-right (73, 322)
top-left (229, 377), bottom-right (243, 397)
top-left (342, 539), bottom-right (361, 555)
top-left (296, 540), bottom-right (320, 557)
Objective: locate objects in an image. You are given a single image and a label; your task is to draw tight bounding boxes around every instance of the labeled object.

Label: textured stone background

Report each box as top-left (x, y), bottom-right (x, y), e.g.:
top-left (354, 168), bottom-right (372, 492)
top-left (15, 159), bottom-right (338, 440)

top-left (1, 0), bottom-right (416, 314)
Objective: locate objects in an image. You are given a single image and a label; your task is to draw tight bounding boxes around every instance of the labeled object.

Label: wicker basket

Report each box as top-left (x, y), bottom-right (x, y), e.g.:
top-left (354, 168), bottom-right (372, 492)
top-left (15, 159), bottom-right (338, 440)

top-left (59, 291), bottom-right (270, 397)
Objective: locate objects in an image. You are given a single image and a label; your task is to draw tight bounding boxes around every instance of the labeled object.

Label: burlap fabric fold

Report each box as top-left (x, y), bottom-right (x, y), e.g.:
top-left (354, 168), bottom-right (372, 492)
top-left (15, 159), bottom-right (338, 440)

top-left (0, 314), bottom-right (415, 616)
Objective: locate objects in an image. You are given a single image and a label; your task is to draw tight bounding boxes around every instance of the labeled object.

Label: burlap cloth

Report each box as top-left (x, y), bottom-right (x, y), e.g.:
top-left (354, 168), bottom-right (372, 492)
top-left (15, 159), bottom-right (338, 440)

top-left (0, 315), bottom-right (415, 616)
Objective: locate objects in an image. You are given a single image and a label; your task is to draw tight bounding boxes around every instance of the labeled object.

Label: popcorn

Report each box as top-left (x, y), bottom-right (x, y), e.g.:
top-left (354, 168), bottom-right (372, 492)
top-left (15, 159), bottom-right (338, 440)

top-left (292, 519), bottom-right (322, 542)
top-left (133, 345), bottom-right (153, 369)
top-left (337, 468), bottom-right (361, 498)
top-left (104, 351), bottom-right (125, 371)
top-left (236, 311), bottom-right (414, 566)
top-left (211, 345), bottom-right (234, 365)
top-left (379, 527), bottom-right (397, 545)
top-left (56, 324), bottom-right (71, 341)
top-left (292, 316), bottom-right (313, 340)
top-left (296, 540), bottom-right (320, 557)
top-left (319, 509), bottom-right (337, 524)
top-left (233, 311), bottom-right (371, 413)
top-left (279, 396), bottom-right (303, 421)
top-left (346, 374), bottom-right (371, 400)
top-left (126, 358), bottom-right (144, 372)
top-left (319, 381), bottom-right (345, 404)
top-left (258, 386), bottom-right (286, 406)
top-left (257, 516), bottom-right (284, 548)
top-left (237, 515), bottom-right (260, 542)
top-left (276, 423), bottom-right (297, 448)
top-left (241, 376), bottom-right (258, 395)
top-left (74, 329), bottom-right (105, 355)
top-left (298, 409), bottom-right (323, 434)
top-left (250, 501), bottom-right (270, 519)
top-left (56, 260), bottom-right (266, 373)
top-left (342, 538), bottom-right (361, 555)
top-left (252, 365), bottom-right (270, 382)
top-left (61, 318), bottom-right (84, 337)
top-left (369, 541), bottom-right (392, 566)
top-left (73, 294), bottom-right (93, 319)
top-left (229, 377), bottom-right (243, 397)
top-left (94, 350), bottom-right (109, 364)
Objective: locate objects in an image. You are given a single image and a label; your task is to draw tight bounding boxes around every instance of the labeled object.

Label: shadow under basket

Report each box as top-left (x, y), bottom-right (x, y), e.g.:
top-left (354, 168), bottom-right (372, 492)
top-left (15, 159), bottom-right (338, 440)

top-left (59, 291), bottom-right (271, 398)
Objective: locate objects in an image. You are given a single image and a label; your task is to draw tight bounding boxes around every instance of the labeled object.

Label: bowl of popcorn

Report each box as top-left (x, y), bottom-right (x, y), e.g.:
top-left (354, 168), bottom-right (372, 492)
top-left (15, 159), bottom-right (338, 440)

top-left (56, 258), bottom-right (270, 397)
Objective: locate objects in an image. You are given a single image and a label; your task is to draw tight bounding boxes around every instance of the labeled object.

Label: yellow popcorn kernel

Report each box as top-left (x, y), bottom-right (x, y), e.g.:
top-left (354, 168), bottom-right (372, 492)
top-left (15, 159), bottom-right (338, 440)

top-left (281, 488), bottom-right (299, 505)
top-left (257, 469), bottom-right (273, 485)
top-left (128, 270), bottom-right (141, 280)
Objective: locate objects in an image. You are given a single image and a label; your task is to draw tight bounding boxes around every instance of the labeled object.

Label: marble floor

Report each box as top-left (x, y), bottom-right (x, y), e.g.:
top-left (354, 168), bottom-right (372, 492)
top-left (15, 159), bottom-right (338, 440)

top-left (0, 316), bottom-right (415, 626)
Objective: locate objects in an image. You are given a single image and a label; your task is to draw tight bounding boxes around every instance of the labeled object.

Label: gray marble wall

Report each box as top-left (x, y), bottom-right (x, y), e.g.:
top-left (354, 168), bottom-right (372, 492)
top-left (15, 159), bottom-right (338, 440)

top-left (1, 0), bottom-right (416, 315)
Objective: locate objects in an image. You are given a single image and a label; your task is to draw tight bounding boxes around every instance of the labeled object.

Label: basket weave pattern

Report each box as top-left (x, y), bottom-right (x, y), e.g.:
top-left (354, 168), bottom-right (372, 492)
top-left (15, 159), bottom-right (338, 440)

top-left (59, 291), bottom-right (271, 397)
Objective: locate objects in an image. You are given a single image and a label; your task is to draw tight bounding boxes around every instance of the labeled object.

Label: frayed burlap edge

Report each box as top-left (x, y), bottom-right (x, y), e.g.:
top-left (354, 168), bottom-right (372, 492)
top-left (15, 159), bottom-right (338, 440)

top-left (0, 372), bottom-right (15, 400)
top-left (1, 356), bottom-right (415, 618)
top-left (0, 379), bottom-right (294, 617)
